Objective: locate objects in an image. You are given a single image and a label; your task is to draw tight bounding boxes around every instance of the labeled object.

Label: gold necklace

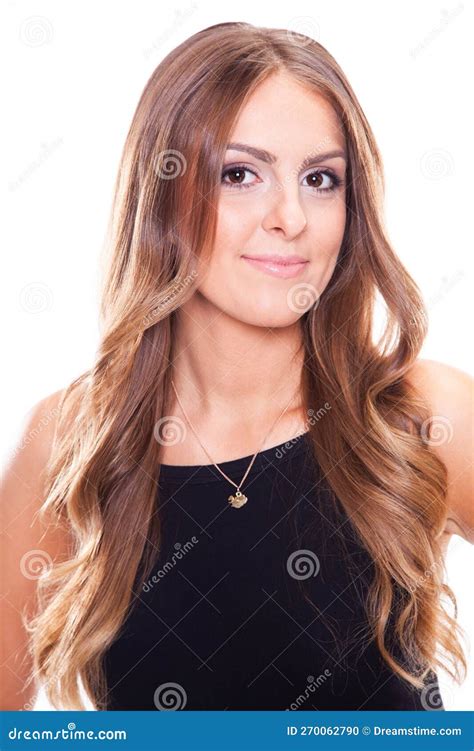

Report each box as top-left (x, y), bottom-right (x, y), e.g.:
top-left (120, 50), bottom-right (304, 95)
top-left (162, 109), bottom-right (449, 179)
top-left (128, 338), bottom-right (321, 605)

top-left (170, 379), bottom-right (298, 509)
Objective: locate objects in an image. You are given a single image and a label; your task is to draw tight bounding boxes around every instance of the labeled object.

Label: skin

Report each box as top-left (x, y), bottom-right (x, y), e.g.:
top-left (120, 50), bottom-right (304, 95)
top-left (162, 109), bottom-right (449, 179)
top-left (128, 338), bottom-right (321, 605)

top-left (1, 71), bottom-right (472, 711)
top-left (165, 71), bottom-right (348, 462)
top-left (163, 70), bottom-right (473, 550)
top-left (406, 360), bottom-right (474, 549)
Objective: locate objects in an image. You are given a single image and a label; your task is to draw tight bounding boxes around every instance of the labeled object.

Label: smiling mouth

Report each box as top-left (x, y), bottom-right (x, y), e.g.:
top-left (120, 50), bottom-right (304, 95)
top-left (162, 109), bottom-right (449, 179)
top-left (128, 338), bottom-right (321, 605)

top-left (241, 255), bottom-right (309, 279)
top-left (242, 254), bottom-right (308, 264)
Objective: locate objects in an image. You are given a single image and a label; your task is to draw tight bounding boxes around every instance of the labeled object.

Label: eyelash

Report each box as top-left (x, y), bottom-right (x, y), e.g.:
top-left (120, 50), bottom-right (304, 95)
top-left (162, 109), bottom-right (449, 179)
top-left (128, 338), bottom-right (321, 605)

top-left (221, 164), bottom-right (343, 194)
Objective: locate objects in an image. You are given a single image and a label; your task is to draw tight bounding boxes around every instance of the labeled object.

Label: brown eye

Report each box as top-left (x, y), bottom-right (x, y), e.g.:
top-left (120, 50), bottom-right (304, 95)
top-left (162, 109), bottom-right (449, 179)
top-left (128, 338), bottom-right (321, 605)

top-left (307, 173), bottom-right (322, 188)
top-left (226, 168), bottom-right (246, 184)
top-left (221, 165), bottom-right (258, 190)
top-left (305, 172), bottom-right (327, 189)
top-left (303, 170), bottom-right (342, 194)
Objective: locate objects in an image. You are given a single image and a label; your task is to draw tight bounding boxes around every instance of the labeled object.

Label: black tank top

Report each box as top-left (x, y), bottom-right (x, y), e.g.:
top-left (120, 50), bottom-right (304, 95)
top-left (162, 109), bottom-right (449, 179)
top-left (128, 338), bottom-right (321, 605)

top-left (103, 430), bottom-right (444, 710)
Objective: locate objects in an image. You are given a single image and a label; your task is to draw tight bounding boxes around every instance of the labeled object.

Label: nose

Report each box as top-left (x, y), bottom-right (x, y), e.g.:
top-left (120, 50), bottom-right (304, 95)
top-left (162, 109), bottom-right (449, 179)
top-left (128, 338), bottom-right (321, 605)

top-left (261, 181), bottom-right (308, 239)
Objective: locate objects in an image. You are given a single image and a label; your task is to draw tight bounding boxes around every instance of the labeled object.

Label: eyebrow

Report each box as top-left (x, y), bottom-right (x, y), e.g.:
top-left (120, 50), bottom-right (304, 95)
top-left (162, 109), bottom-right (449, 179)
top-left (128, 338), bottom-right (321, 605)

top-left (226, 142), bottom-right (347, 170)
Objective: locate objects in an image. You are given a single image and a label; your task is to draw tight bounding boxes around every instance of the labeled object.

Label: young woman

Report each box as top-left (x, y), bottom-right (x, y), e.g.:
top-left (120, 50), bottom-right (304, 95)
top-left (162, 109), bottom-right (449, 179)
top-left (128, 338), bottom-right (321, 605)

top-left (2, 21), bottom-right (472, 712)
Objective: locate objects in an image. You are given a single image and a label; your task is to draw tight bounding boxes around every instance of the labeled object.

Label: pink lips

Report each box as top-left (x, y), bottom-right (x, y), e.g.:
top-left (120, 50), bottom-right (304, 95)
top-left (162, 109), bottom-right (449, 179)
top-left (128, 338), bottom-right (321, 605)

top-left (241, 254), bottom-right (309, 279)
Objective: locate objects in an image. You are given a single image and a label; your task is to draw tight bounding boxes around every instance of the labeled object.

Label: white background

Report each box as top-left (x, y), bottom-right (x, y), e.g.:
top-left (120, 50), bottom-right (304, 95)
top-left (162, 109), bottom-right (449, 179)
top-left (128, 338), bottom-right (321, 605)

top-left (1, 0), bottom-right (472, 711)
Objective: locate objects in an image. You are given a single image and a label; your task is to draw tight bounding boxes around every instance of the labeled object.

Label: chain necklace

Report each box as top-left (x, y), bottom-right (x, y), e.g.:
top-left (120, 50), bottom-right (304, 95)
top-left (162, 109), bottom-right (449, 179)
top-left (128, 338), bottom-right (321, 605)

top-left (170, 379), bottom-right (298, 509)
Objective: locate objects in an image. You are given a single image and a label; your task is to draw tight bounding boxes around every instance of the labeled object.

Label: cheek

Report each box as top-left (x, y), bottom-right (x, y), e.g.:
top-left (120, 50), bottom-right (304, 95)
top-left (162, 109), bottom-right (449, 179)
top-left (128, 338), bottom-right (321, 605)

top-left (196, 201), bottom-right (257, 288)
top-left (311, 195), bottom-right (346, 245)
top-left (307, 200), bottom-right (346, 283)
top-left (213, 201), bottom-right (255, 255)
top-left (194, 197), bottom-right (346, 326)
top-left (194, 205), bottom-right (252, 299)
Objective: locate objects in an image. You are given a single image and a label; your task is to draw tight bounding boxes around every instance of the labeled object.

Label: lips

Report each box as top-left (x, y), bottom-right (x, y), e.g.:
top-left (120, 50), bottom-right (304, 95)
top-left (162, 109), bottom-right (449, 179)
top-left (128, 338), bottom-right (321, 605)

top-left (241, 254), bottom-right (309, 279)
top-left (242, 254), bottom-right (308, 265)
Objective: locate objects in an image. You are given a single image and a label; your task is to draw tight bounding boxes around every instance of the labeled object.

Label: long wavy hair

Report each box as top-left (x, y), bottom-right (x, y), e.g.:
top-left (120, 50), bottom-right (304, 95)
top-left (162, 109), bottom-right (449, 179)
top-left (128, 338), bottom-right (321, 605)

top-left (25, 21), bottom-right (466, 710)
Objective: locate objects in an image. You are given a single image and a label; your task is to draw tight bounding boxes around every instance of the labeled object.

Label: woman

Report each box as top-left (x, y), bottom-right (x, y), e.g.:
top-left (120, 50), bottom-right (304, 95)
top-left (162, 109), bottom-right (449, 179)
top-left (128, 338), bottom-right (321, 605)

top-left (1, 21), bottom-right (472, 712)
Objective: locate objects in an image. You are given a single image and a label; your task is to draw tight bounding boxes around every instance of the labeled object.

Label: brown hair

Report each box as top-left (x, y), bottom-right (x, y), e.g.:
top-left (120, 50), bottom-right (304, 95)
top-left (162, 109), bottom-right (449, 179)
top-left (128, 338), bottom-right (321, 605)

top-left (25, 21), bottom-right (466, 710)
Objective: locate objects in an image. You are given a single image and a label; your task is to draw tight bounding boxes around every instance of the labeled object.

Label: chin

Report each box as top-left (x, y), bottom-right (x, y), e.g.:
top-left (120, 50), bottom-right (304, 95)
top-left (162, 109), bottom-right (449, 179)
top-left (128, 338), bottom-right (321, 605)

top-left (229, 304), bottom-right (303, 329)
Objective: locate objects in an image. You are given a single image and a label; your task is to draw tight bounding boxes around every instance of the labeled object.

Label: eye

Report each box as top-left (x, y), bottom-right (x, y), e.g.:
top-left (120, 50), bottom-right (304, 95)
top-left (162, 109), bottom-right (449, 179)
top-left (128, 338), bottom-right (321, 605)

top-left (221, 164), bottom-right (343, 194)
top-left (221, 164), bottom-right (258, 189)
top-left (303, 170), bottom-right (342, 194)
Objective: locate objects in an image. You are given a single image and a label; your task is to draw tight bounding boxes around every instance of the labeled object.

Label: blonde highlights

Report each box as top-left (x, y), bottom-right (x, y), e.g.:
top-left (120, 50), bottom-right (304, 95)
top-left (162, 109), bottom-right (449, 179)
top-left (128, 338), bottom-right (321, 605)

top-left (25, 22), bottom-right (466, 709)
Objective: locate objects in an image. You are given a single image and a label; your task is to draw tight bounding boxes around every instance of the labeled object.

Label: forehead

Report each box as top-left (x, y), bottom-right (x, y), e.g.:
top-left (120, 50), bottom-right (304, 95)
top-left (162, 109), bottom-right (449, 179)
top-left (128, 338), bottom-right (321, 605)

top-left (228, 72), bottom-right (345, 157)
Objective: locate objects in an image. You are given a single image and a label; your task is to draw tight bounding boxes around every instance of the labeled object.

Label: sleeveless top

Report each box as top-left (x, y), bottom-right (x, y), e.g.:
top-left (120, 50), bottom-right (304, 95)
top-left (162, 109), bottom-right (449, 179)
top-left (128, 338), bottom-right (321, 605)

top-left (103, 430), bottom-right (444, 711)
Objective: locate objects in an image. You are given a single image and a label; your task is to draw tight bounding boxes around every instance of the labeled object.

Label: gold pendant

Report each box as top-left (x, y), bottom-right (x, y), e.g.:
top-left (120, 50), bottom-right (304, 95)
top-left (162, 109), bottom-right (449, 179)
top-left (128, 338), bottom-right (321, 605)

top-left (228, 490), bottom-right (248, 508)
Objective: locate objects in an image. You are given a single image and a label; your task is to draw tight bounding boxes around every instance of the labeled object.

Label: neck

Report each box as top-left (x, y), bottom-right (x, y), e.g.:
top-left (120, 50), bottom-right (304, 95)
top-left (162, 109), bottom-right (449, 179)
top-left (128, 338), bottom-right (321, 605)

top-left (169, 294), bottom-right (305, 427)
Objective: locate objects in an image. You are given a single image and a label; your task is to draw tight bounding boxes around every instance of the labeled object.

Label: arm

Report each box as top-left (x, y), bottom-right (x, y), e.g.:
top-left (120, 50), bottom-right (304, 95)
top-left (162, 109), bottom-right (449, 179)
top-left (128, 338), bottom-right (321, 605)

top-left (0, 390), bottom-right (74, 710)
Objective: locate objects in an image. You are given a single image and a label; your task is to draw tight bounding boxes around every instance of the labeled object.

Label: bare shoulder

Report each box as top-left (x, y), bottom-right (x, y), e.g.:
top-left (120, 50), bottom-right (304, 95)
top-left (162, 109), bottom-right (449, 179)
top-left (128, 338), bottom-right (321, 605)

top-left (1, 389), bottom-right (70, 495)
top-left (406, 358), bottom-right (474, 544)
top-left (1, 386), bottom-right (79, 549)
top-left (0, 388), bottom-right (73, 709)
top-left (0, 386), bottom-right (76, 590)
top-left (4, 389), bottom-right (66, 465)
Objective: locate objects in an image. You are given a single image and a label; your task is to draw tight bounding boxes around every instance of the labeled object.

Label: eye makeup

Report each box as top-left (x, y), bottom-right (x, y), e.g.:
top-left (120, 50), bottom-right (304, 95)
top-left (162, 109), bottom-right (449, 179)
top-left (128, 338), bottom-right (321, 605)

top-left (221, 163), bottom-right (344, 195)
